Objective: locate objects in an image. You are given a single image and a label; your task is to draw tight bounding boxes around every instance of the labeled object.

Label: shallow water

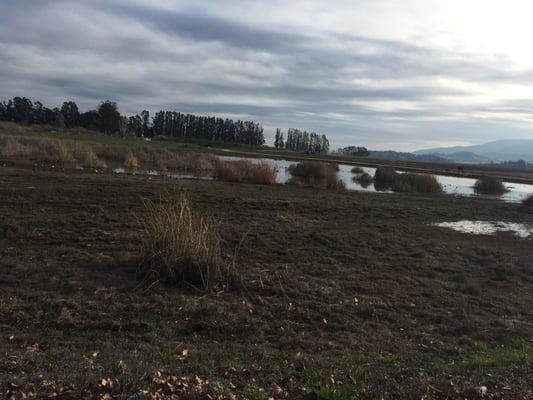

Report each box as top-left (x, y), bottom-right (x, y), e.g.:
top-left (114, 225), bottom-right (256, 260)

top-left (434, 221), bottom-right (533, 238)
top-left (218, 156), bottom-right (533, 203)
top-left (110, 155), bottom-right (533, 204)
top-left (113, 167), bottom-right (213, 181)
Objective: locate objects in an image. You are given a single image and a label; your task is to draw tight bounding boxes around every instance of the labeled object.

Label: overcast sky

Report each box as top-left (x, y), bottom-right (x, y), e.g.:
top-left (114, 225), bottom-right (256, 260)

top-left (2, 0), bottom-right (533, 150)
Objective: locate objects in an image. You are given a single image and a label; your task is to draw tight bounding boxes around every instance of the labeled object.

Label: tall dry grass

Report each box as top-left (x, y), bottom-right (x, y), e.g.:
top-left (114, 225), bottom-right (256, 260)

top-left (474, 175), bottom-right (508, 195)
top-left (392, 173), bottom-right (442, 193)
top-left (0, 134), bottom-right (217, 173)
top-left (0, 136), bottom-right (32, 158)
top-left (214, 159), bottom-right (277, 185)
top-left (288, 161), bottom-right (345, 190)
top-left (124, 153), bottom-right (139, 174)
top-left (138, 193), bottom-right (236, 291)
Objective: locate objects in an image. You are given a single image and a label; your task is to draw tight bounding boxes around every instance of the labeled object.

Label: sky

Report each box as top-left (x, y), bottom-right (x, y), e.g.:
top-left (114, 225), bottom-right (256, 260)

top-left (2, 0), bottom-right (533, 151)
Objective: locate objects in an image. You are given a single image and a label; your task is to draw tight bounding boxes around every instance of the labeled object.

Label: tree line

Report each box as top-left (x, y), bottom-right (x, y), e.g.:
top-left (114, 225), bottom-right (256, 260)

top-left (274, 128), bottom-right (330, 153)
top-left (0, 97), bottom-right (265, 145)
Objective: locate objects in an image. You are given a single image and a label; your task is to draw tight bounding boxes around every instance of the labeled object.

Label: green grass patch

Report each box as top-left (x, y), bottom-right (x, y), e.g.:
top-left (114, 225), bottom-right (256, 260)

top-left (309, 385), bottom-right (358, 400)
top-left (447, 340), bottom-right (532, 373)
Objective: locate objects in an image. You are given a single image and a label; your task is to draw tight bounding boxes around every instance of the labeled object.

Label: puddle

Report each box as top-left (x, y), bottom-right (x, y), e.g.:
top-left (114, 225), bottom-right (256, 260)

top-left (434, 221), bottom-right (533, 238)
top-left (113, 167), bottom-right (213, 181)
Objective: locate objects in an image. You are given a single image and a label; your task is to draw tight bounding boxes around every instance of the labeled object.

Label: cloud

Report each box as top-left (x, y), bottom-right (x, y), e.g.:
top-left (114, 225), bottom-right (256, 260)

top-left (1, 0), bottom-right (533, 150)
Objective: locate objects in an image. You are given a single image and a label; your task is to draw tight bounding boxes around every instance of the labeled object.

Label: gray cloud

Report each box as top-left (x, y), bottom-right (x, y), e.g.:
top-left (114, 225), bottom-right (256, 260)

top-left (1, 0), bottom-right (533, 150)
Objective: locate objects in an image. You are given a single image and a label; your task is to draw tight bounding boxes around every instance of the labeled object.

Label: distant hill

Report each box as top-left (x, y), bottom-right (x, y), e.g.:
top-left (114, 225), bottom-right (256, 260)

top-left (414, 139), bottom-right (533, 162)
top-left (369, 150), bottom-right (451, 163)
top-left (434, 151), bottom-right (491, 164)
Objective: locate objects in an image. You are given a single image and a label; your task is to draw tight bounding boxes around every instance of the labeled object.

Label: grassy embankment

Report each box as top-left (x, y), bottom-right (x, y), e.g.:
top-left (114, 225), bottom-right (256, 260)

top-left (2, 122), bottom-right (533, 185)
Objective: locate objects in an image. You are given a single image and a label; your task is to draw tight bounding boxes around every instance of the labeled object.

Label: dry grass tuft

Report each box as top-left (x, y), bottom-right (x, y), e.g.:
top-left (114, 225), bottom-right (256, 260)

top-left (215, 159), bottom-right (277, 185)
top-left (124, 153), bottom-right (139, 174)
top-left (474, 175), bottom-right (509, 195)
top-left (81, 148), bottom-right (107, 169)
top-left (138, 193), bottom-right (236, 291)
top-left (325, 167), bottom-right (346, 190)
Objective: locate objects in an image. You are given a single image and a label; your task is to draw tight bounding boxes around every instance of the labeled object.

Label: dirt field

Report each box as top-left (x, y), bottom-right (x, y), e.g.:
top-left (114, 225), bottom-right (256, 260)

top-left (0, 166), bottom-right (532, 399)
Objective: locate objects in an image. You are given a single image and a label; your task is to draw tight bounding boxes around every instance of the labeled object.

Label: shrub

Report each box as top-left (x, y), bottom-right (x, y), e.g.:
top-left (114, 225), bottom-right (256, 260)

top-left (214, 159), bottom-right (276, 185)
top-left (124, 153), bottom-right (139, 173)
top-left (474, 175), bottom-right (508, 195)
top-left (373, 167), bottom-right (397, 189)
top-left (138, 193), bottom-right (235, 291)
top-left (374, 167), bottom-right (442, 193)
top-left (351, 166), bottom-right (364, 174)
top-left (289, 161), bottom-right (345, 190)
top-left (355, 172), bottom-right (373, 188)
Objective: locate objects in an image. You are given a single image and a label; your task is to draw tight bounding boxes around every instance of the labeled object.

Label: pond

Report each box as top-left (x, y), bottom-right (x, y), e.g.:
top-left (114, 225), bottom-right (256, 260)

top-left (218, 156), bottom-right (533, 203)
top-left (112, 155), bottom-right (533, 204)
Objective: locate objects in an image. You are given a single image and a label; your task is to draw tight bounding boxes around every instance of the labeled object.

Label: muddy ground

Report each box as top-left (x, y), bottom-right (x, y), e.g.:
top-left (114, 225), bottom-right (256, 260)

top-left (0, 166), bottom-right (532, 399)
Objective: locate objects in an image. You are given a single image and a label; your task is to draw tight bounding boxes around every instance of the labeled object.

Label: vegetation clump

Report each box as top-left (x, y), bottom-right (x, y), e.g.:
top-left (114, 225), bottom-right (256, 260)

top-left (214, 159), bottom-right (277, 185)
top-left (289, 161), bottom-right (346, 190)
top-left (355, 172), bottom-right (373, 188)
top-left (351, 166), bottom-right (364, 174)
top-left (138, 193), bottom-right (235, 291)
top-left (124, 153), bottom-right (139, 174)
top-left (473, 175), bottom-right (508, 195)
top-left (374, 166), bottom-right (442, 193)
top-left (373, 167), bottom-right (398, 189)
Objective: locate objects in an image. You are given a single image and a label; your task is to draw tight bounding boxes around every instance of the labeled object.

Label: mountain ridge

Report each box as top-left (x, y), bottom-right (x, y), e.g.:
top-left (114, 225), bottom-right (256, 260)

top-left (414, 139), bottom-right (533, 162)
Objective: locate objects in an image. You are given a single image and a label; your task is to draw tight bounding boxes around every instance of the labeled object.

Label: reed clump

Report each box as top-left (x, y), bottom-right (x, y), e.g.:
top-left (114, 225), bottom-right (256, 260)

top-left (374, 167), bottom-right (442, 193)
top-left (214, 159), bottom-right (277, 185)
top-left (289, 161), bottom-right (345, 190)
top-left (138, 193), bottom-right (236, 291)
top-left (124, 153), bottom-right (139, 174)
top-left (473, 175), bottom-right (509, 195)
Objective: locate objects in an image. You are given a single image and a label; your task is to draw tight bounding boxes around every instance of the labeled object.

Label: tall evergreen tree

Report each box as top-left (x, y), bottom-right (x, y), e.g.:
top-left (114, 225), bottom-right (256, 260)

top-left (60, 101), bottom-right (80, 128)
top-left (97, 100), bottom-right (121, 135)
